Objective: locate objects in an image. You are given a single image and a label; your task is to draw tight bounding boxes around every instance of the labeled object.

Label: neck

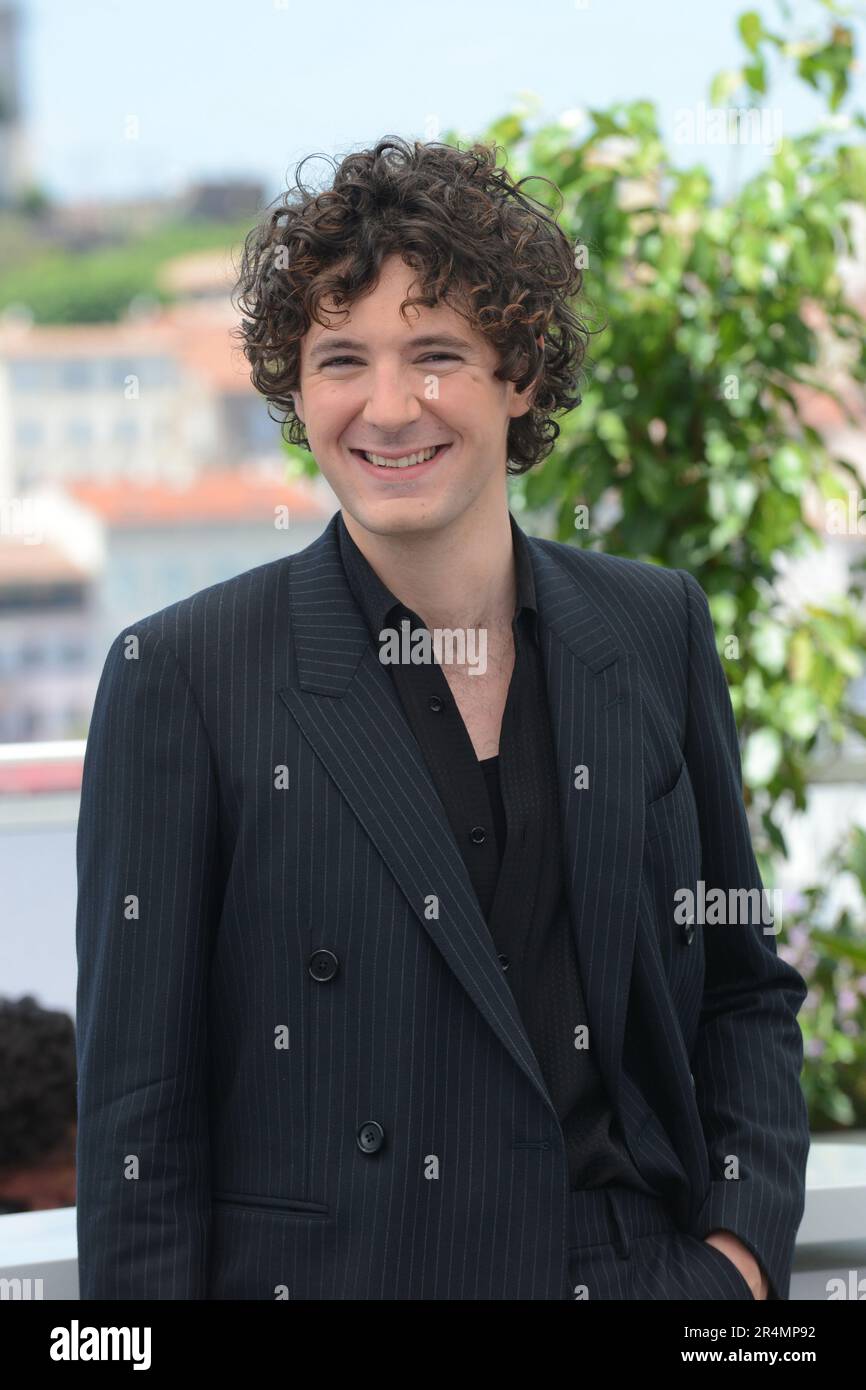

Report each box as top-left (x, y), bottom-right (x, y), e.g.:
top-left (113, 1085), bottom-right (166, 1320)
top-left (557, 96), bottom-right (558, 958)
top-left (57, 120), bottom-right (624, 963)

top-left (341, 500), bottom-right (517, 635)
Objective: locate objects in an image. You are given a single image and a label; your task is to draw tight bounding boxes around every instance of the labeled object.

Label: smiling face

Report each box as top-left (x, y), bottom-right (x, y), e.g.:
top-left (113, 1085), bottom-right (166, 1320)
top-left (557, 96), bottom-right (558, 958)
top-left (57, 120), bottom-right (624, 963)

top-left (292, 254), bottom-right (537, 539)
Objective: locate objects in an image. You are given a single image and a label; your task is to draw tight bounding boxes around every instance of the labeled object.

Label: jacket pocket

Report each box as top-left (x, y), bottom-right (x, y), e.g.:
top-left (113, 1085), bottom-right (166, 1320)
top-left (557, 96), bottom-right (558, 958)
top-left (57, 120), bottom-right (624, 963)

top-left (641, 760), bottom-right (704, 990)
top-left (212, 1191), bottom-right (330, 1217)
top-left (645, 761), bottom-right (698, 844)
top-left (692, 1234), bottom-right (756, 1300)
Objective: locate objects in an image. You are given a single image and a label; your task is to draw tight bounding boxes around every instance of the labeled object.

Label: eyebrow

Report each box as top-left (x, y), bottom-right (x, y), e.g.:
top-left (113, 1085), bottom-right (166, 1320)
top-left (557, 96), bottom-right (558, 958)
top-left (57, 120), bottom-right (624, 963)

top-left (308, 333), bottom-right (472, 362)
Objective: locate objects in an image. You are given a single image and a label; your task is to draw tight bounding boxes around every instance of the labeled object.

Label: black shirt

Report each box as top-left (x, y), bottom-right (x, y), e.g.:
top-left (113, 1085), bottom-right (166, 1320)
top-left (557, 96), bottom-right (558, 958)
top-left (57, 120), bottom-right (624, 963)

top-left (336, 508), bottom-right (654, 1194)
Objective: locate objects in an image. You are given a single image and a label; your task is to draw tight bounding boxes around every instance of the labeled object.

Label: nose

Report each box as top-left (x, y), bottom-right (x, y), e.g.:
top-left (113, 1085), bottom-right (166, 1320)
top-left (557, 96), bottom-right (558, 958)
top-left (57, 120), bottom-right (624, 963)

top-left (360, 362), bottom-right (423, 436)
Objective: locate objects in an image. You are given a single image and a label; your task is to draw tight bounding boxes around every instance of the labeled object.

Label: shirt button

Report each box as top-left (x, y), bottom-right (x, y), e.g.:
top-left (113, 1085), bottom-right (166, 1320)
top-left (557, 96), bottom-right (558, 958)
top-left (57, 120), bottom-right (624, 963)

top-left (470, 826), bottom-right (486, 844)
top-left (428, 695), bottom-right (444, 712)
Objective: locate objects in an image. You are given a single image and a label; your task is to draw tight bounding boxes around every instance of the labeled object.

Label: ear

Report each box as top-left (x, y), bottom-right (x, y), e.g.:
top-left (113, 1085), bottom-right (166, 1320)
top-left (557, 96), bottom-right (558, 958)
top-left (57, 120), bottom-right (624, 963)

top-left (507, 333), bottom-right (545, 419)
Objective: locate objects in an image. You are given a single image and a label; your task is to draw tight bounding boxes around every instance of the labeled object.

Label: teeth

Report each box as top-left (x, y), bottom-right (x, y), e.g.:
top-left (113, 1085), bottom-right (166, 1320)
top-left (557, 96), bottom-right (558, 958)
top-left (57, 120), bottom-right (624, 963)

top-left (363, 446), bottom-right (440, 468)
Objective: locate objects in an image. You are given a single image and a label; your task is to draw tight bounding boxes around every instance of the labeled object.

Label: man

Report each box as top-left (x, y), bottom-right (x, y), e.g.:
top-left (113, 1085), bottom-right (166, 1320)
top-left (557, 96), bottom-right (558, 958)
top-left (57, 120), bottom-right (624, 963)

top-left (75, 136), bottom-right (810, 1300)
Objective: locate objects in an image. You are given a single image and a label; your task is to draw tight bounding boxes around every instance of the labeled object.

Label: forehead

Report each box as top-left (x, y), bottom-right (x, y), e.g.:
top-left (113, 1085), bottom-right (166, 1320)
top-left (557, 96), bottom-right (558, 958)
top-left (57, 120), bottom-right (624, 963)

top-left (306, 256), bottom-right (481, 353)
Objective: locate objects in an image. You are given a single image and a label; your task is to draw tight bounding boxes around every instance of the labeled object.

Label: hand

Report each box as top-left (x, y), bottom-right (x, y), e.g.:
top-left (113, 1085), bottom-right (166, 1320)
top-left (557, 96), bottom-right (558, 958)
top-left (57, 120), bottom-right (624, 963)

top-left (703, 1229), bottom-right (769, 1300)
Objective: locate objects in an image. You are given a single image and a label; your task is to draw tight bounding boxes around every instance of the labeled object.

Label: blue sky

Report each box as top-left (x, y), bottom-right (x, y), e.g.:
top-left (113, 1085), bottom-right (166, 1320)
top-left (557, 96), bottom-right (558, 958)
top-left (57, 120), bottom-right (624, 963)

top-left (16, 0), bottom-right (865, 205)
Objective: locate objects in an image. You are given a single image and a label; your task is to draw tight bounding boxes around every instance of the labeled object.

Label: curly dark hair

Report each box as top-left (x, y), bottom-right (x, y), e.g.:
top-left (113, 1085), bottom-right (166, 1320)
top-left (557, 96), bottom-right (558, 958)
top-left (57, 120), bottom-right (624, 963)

top-left (231, 135), bottom-right (592, 475)
top-left (0, 995), bottom-right (77, 1173)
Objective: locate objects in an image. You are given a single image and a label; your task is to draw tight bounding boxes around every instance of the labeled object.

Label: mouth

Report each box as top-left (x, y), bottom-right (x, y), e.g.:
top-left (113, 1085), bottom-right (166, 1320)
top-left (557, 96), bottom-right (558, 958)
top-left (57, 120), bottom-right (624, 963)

top-left (349, 443), bottom-right (452, 474)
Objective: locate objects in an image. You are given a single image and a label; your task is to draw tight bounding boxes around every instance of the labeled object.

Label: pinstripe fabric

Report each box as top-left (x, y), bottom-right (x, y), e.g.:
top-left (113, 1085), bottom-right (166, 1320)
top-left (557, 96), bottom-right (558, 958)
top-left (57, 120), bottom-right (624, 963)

top-left (337, 508), bottom-right (656, 1195)
top-left (567, 1187), bottom-right (756, 1300)
top-left (75, 507), bottom-right (810, 1300)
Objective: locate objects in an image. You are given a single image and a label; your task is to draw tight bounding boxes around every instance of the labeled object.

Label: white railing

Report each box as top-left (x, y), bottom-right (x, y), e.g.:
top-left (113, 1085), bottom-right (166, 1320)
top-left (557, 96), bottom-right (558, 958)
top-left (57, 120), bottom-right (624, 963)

top-left (0, 1141), bottom-right (864, 1300)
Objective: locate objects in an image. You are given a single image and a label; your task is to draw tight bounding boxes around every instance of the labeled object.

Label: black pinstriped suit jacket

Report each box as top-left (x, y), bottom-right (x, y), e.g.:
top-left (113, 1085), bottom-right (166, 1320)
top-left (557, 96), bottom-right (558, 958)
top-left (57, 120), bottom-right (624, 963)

top-left (74, 508), bottom-right (811, 1300)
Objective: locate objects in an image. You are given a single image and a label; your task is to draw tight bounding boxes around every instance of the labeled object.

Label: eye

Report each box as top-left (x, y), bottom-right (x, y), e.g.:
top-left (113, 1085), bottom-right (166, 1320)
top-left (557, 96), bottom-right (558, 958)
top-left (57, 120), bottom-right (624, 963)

top-left (319, 353), bottom-right (460, 368)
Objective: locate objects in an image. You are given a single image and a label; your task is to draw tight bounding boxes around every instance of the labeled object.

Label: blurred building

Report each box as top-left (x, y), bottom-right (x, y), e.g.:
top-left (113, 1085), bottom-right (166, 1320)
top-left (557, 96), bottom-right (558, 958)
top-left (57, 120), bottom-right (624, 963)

top-left (0, 534), bottom-right (91, 741)
top-left (0, 2), bottom-right (28, 208)
top-left (67, 470), bottom-right (330, 662)
top-left (0, 472), bottom-right (331, 742)
top-left (0, 235), bottom-right (335, 743)
top-left (0, 296), bottom-right (282, 496)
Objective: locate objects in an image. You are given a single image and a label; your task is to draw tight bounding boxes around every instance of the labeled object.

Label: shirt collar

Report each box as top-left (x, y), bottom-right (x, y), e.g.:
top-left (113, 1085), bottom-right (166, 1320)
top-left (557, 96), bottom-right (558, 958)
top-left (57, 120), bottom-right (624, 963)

top-left (336, 509), bottom-right (538, 644)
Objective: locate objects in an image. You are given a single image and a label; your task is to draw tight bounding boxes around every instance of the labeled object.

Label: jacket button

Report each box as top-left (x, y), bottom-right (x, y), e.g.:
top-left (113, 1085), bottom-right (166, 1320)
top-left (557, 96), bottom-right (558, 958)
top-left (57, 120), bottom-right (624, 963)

top-left (356, 1121), bottom-right (385, 1154)
top-left (428, 695), bottom-right (444, 712)
top-left (498, 953), bottom-right (510, 971)
top-left (308, 949), bottom-right (339, 981)
top-left (682, 922), bottom-right (696, 945)
top-left (470, 826), bottom-right (486, 844)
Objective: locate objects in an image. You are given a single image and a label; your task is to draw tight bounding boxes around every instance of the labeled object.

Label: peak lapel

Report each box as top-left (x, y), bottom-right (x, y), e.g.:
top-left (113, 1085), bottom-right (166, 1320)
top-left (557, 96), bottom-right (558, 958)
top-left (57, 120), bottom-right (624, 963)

top-left (277, 514), bottom-right (553, 1110)
top-left (524, 530), bottom-right (645, 1109)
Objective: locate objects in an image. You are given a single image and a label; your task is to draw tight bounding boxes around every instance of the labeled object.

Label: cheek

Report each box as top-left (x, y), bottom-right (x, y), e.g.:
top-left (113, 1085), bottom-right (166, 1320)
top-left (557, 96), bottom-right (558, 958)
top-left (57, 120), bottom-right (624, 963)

top-left (305, 385), bottom-right (362, 433)
top-left (433, 375), bottom-right (493, 426)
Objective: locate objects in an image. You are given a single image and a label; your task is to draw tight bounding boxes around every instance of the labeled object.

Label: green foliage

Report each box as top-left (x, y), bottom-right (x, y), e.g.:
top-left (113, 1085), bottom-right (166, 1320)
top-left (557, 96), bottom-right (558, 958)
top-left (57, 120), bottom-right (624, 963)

top-left (0, 217), bottom-right (255, 323)
top-left (487, 1), bottom-right (866, 1128)
top-left (781, 828), bottom-right (866, 1126)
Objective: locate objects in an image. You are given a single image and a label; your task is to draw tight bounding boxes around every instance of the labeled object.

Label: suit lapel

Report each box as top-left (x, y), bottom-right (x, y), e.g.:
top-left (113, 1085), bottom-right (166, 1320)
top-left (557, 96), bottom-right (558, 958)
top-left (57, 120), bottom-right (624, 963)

top-left (528, 536), bottom-right (645, 1110)
top-left (277, 512), bottom-right (645, 1118)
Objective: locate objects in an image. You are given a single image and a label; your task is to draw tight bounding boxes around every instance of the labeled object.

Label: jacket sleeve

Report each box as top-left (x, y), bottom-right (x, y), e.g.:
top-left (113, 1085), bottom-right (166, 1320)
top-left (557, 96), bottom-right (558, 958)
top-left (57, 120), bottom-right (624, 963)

top-left (677, 569), bottom-right (811, 1302)
top-left (75, 623), bottom-right (222, 1298)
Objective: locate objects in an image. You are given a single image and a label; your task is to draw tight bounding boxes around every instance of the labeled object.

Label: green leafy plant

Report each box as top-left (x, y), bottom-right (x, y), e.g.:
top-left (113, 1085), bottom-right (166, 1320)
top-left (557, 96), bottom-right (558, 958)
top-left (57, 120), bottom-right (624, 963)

top-left (0, 218), bottom-right (254, 323)
top-left (780, 826), bottom-right (866, 1124)
top-left (496, 0), bottom-right (866, 1128)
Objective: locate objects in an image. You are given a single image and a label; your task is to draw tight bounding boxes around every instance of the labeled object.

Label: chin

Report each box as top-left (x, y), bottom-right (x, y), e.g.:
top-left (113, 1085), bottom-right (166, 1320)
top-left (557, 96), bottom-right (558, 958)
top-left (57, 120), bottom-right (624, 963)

top-left (351, 507), bottom-right (439, 540)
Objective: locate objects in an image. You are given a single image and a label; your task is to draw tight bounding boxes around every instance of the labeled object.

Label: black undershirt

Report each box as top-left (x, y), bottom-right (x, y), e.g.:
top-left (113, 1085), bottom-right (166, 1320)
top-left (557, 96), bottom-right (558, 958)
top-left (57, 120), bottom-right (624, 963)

top-left (478, 754), bottom-right (507, 857)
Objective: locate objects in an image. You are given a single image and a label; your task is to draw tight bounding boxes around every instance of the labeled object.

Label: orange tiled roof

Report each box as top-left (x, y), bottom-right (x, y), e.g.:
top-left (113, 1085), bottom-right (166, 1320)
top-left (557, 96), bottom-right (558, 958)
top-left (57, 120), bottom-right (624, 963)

top-left (66, 471), bottom-right (328, 527)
